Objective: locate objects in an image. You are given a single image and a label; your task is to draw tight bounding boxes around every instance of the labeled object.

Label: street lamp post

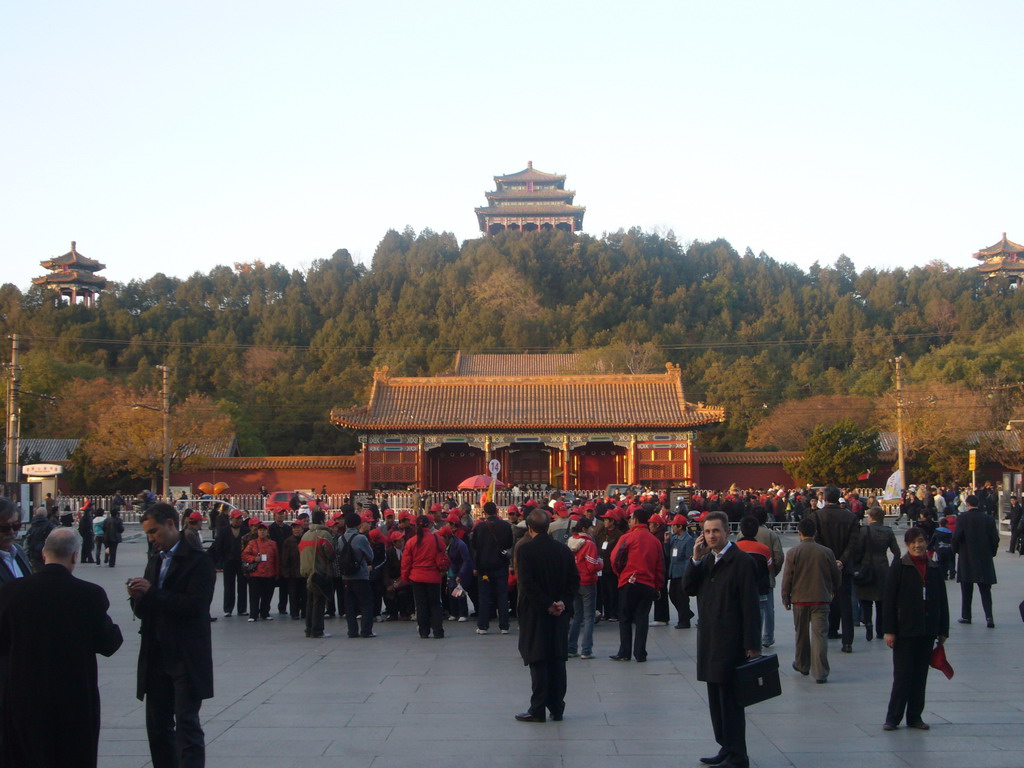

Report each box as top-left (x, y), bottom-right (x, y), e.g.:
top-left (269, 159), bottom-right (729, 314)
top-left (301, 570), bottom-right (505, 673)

top-left (132, 365), bottom-right (172, 501)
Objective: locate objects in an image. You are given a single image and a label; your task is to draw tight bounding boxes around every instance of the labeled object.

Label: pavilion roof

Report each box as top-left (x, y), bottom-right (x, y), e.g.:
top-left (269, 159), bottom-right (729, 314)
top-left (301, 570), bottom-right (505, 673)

top-left (32, 270), bottom-right (108, 288)
top-left (494, 162), bottom-right (566, 184)
top-left (973, 233), bottom-right (1024, 261)
top-left (475, 204), bottom-right (586, 217)
top-left (331, 363), bottom-right (725, 432)
top-left (452, 352), bottom-right (583, 376)
top-left (39, 241), bottom-right (106, 272)
top-left (485, 189), bottom-right (576, 202)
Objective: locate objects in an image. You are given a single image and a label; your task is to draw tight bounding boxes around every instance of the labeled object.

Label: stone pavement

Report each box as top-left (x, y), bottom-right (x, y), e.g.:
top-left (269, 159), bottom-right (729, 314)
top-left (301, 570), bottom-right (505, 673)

top-left (83, 532), bottom-right (1024, 768)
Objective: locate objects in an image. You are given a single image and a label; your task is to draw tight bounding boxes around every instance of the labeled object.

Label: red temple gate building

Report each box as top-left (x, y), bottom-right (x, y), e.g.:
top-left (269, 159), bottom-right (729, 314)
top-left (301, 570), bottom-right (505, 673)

top-left (331, 354), bottom-right (725, 491)
top-left (475, 162), bottom-right (586, 235)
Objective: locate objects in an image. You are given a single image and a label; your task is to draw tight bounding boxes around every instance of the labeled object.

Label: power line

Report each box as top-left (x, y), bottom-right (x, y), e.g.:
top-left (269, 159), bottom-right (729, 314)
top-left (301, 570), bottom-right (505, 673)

top-left (15, 328), bottom-right (973, 355)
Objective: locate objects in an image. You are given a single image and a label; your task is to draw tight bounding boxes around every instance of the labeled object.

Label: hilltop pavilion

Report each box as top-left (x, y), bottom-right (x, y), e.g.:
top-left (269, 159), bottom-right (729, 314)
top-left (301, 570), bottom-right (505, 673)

top-left (32, 241), bottom-right (107, 306)
top-left (475, 162), bottom-right (586, 235)
top-left (973, 233), bottom-right (1024, 284)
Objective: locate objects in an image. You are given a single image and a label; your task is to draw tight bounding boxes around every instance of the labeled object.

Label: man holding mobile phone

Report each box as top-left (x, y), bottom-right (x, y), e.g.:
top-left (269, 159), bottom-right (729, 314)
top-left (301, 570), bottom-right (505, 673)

top-left (684, 511), bottom-right (761, 768)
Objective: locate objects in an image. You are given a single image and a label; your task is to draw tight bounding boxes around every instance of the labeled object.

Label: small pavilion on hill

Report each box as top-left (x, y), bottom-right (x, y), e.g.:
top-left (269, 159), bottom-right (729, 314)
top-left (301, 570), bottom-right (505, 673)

top-left (32, 241), bottom-right (107, 306)
top-left (973, 233), bottom-right (1024, 284)
top-left (331, 353), bottom-right (725, 491)
top-left (475, 162), bottom-right (586, 235)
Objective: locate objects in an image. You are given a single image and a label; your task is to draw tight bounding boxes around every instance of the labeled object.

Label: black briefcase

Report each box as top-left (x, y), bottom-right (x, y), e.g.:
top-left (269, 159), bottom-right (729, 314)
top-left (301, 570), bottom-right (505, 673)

top-left (734, 653), bottom-right (781, 707)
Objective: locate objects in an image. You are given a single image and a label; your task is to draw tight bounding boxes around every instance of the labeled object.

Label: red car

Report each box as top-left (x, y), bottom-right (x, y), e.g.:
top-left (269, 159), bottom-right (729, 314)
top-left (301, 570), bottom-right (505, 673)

top-left (264, 490), bottom-right (328, 514)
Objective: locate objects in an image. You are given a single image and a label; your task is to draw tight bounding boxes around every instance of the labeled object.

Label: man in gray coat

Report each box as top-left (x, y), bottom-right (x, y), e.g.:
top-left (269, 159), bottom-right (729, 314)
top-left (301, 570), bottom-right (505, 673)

top-left (782, 518), bottom-right (841, 684)
top-left (951, 494), bottom-right (999, 627)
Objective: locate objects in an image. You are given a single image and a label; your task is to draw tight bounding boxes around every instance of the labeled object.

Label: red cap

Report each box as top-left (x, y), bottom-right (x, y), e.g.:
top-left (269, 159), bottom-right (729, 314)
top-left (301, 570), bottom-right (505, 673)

top-left (289, 520), bottom-right (303, 528)
top-left (430, 503), bottom-right (444, 513)
top-left (553, 500), bottom-right (568, 517)
top-left (398, 510), bottom-right (413, 521)
top-left (437, 525), bottom-right (453, 537)
top-left (584, 501), bottom-right (596, 511)
top-left (569, 513), bottom-right (582, 522)
top-left (187, 511), bottom-right (203, 523)
top-left (230, 510), bottom-right (244, 519)
top-left (388, 530), bottom-right (405, 542)
top-left (506, 505), bottom-right (520, 516)
top-left (649, 513), bottom-right (665, 525)
top-left (360, 510), bottom-right (374, 523)
top-left (384, 510), bottom-right (395, 518)
top-left (368, 528), bottom-right (384, 544)
top-left (524, 499), bottom-right (538, 508)
top-left (248, 517), bottom-right (264, 528)
top-left (445, 512), bottom-right (462, 525)
top-left (670, 514), bottom-right (688, 526)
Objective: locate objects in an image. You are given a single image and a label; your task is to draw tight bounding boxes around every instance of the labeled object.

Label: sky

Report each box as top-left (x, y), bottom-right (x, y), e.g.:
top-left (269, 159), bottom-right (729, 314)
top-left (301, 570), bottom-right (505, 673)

top-left (3, 1), bottom-right (1023, 291)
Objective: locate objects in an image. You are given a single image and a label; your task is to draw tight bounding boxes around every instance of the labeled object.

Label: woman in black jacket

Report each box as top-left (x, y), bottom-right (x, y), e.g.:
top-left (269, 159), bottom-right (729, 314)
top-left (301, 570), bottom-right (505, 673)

top-left (881, 526), bottom-right (949, 731)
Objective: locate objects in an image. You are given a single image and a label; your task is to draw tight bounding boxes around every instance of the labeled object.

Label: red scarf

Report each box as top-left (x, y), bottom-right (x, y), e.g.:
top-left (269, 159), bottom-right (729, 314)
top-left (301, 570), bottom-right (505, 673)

top-left (910, 554), bottom-right (928, 583)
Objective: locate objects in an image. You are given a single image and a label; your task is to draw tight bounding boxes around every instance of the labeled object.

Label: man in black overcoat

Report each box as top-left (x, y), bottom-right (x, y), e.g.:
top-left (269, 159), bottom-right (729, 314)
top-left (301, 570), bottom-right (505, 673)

top-left (128, 503), bottom-right (215, 768)
top-left (684, 511), bottom-right (761, 768)
top-left (951, 494), bottom-right (999, 627)
top-left (807, 484), bottom-right (861, 652)
top-left (0, 527), bottom-right (123, 768)
top-left (515, 509), bottom-right (579, 723)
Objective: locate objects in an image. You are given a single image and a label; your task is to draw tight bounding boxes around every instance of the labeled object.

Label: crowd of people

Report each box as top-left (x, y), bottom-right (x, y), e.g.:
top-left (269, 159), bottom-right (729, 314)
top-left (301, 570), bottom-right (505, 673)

top-left (0, 478), bottom-right (1012, 768)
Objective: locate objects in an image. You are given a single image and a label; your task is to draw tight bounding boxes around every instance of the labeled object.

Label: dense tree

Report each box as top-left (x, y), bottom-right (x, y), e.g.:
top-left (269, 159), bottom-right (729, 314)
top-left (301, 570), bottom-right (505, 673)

top-left (3, 227), bottom-right (1023, 494)
top-left (785, 420), bottom-right (880, 486)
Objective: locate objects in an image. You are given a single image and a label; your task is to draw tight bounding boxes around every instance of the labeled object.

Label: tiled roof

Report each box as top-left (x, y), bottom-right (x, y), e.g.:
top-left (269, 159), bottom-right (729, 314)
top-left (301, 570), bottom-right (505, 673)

top-left (7, 437), bottom-right (238, 463)
top-left (973, 233), bottom-right (1024, 260)
top-left (32, 270), bottom-right (108, 287)
top-left (332, 364), bottom-right (725, 431)
top-left (9, 439), bottom-right (80, 462)
top-left (877, 429), bottom-right (1021, 457)
top-left (179, 436), bottom-right (239, 459)
top-left (453, 352), bottom-right (583, 377)
top-left (485, 189), bottom-right (576, 202)
top-left (701, 451), bottom-right (803, 465)
top-left (475, 204), bottom-right (586, 217)
top-left (976, 261), bottom-right (1024, 273)
top-left (192, 456), bottom-right (356, 471)
top-left (495, 163), bottom-right (566, 183)
top-left (39, 242), bottom-right (106, 271)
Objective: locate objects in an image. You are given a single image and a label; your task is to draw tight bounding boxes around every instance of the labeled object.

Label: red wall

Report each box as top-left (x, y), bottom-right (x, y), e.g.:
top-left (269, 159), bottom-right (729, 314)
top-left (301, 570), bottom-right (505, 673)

top-left (698, 463), bottom-right (797, 490)
top-left (173, 467), bottom-right (357, 495)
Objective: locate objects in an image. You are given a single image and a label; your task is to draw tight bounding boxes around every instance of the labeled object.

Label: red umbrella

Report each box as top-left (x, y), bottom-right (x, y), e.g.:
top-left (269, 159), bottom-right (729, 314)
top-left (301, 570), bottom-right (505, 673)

top-left (457, 475), bottom-right (506, 490)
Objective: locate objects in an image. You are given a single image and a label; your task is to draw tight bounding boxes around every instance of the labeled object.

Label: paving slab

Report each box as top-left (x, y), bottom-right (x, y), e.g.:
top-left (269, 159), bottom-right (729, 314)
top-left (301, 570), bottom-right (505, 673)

top-left (77, 530), bottom-right (1024, 767)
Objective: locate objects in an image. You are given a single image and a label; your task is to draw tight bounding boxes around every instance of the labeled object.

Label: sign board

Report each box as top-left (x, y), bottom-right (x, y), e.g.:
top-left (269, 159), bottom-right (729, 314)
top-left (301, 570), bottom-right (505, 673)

top-left (488, 459), bottom-right (501, 476)
top-left (351, 490), bottom-right (374, 509)
top-left (21, 463), bottom-right (62, 477)
top-left (969, 449), bottom-right (977, 472)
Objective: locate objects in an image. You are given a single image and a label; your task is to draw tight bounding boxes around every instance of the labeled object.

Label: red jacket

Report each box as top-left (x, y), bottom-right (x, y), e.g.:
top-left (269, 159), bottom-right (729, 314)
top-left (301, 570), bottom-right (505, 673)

top-left (242, 537), bottom-right (279, 578)
top-left (569, 533), bottom-right (602, 586)
top-left (401, 531), bottom-right (444, 584)
top-left (610, 525), bottom-right (665, 589)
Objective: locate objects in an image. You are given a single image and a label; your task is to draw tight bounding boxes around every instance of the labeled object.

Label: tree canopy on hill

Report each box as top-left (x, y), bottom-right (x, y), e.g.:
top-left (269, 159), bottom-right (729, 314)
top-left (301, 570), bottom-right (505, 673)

top-left (2, 227), bottom-right (1023, 490)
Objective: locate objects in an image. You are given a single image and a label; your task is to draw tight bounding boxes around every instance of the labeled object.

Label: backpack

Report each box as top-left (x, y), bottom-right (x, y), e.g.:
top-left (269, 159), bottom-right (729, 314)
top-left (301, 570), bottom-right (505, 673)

top-left (25, 521), bottom-right (54, 558)
top-left (337, 532), bottom-right (363, 577)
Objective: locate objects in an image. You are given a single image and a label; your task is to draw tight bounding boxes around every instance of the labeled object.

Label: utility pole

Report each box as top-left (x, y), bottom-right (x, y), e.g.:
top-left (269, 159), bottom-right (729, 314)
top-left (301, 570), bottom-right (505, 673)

top-left (158, 364), bottom-right (171, 501)
top-left (5, 335), bottom-right (20, 485)
top-left (894, 355), bottom-right (906, 494)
